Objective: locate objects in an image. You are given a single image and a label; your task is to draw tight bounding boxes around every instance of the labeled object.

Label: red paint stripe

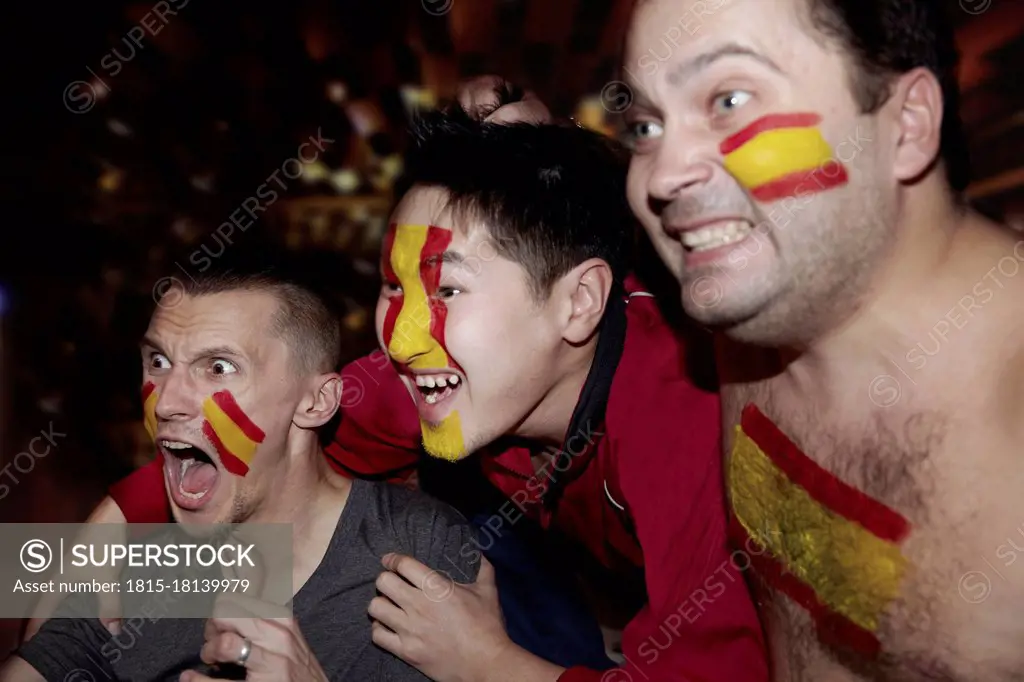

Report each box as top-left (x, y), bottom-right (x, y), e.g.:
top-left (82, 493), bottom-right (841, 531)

top-left (730, 517), bottom-right (882, 658)
top-left (382, 296), bottom-right (401, 348)
top-left (741, 404), bottom-right (909, 542)
top-left (210, 391), bottom-right (266, 443)
top-left (719, 112), bottom-right (822, 155)
top-left (203, 421), bottom-right (249, 476)
top-left (748, 164), bottom-right (849, 203)
top-left (142, 381), bottom-right (156, 401)
top-left (423, 226), bottom-right (456, 369)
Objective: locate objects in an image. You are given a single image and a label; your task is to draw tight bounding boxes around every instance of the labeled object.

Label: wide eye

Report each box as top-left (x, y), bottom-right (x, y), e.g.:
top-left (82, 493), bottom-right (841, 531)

top-left (382, 281), bottom-right (403, 296)
top-left (150, 353), bottom-right (171, 370)
top-left (210, 359), bottom-right (238, 376)
top-left (711, 90), bottom-right (752, 117)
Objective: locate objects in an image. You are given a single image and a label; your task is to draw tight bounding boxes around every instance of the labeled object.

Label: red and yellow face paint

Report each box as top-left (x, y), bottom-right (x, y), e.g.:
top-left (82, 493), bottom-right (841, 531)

top-left (381, 222), bottom-right (466, 461)
top-left (728, 404), bottom-right (910, 658)
top-left (141, 381), bottom-right (265, 477)
top-left (201, 391), bottom-right (265, 477)
top-left (721, 113), bottom-right (849, 202)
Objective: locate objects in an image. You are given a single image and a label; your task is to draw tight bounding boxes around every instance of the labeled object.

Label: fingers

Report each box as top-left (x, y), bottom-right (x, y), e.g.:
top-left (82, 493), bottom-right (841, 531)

top-left (179, 671), bottom-right (218, 682)
top-left (380, 554), bottom-right (432, 591)
top-left (456, 75), bottom-right (510, 118)
top-left (200, 630), bottom-right (263, 668)
top-left (476, 555), bottom-right (496, 587)
top-left (375, 565), bottom-right (420, 606)
top-left (370, 620), bottom-right (402, 655)
top-left (368, 595), bottom-right (407, 631)
top-left (454, 74), bottom-right (553, 125)
top-left (484, 97), bottom-right (551, 125)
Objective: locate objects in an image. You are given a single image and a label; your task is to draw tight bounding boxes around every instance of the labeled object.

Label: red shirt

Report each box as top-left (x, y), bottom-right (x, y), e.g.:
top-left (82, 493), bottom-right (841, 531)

top-left (110, 277), bottom-right (768, 682)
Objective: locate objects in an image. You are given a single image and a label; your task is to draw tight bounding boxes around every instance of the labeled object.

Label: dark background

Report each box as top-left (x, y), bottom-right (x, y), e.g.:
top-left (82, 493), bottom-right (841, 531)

top-left (1, 0), bottom-right (1022, 656)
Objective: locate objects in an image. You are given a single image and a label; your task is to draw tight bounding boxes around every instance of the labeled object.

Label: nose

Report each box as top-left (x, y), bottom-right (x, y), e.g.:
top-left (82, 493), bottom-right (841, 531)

top-left (646, 143), bottom-right (718, 205)
top-left (154, 368), bottom-right (201, 423)
top-left (386, 300), bottom-right (442, 368)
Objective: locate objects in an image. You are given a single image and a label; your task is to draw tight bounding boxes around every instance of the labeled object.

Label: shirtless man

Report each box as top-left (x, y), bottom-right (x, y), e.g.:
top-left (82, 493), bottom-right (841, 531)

top-left (621, 0), bottom-right (1024, 679)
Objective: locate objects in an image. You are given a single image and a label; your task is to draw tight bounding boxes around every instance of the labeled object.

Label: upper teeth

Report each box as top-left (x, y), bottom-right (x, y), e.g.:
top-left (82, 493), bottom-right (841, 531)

top-left (161, 440), bottom-right (192, 449)
top-left (680, 221), bottom-right (752, 251)
top-left (415, 374), bottom-right (460, 389)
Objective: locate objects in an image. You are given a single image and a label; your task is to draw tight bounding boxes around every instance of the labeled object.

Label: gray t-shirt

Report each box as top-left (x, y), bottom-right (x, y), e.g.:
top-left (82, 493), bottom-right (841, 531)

top-left (18, 479), bottom-right (481, 681)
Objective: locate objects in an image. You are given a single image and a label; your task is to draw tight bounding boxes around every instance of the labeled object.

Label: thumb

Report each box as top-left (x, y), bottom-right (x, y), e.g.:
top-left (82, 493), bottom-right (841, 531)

top-left (475, 555), bottom-right (497, 590)
top-left (98, 589), bottom-right (122, 635)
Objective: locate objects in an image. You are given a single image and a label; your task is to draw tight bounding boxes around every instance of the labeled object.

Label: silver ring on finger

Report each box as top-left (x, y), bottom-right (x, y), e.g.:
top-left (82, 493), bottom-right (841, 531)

top-left (236, 637), bottom-right (252, 667)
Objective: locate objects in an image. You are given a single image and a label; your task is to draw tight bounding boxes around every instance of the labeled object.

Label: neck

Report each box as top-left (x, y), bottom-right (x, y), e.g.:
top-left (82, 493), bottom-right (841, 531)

top-left (249, 432), bottom-right (352, 594)
top-left (518, 340), bottom-right (598, 447)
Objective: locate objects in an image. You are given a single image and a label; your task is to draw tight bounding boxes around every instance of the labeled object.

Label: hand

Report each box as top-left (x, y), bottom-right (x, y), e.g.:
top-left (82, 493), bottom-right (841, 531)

top-left (456, 75), bottom-right (552, 124)
top-left (180, 594), bottom-right (328, 682)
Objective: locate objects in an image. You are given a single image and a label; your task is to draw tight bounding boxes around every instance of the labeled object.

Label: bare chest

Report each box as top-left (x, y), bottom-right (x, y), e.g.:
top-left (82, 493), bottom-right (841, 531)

top-left (721, 385), bottom-right (1024, 681)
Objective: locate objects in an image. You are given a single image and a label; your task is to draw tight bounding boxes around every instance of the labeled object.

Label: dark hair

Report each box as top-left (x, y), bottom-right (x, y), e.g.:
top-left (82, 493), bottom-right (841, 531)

top-left (402, 89), bottom-right (635, 300)
top-left (804, 0), bottom-right (970, 192)
top-left (157, 261), bottom-right (341, 375)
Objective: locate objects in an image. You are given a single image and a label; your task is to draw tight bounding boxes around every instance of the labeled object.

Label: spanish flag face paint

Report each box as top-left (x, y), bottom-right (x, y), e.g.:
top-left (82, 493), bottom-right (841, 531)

top-left (142, 381), bottom-right (158, 440)
top-left (381, 223), bottom-right (466, 461)
top-left (728, 404), bottom-right (910, 658)
top-left (721, 113), bottom-right (849, 202)
top-left (201, 390), bottom-right (266, 477)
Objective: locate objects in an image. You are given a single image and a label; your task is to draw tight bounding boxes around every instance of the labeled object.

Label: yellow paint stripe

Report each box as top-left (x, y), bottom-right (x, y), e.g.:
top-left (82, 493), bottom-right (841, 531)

top-left (729, 427), bottom-right (907, 632)
top-left (144, 391), bottom-right (158, 440)
top-left (388, 224), bottom-right (449, 369)
top-left (724, 127), bottom-right (835, 190)
top-left (203, 397), bottom-right (258, 464)
top-left (422, 411), bottom-right (466, 462)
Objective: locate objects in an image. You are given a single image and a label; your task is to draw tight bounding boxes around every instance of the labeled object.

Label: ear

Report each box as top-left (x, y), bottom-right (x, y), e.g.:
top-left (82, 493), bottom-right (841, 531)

top-left (559, 259), bottom-right (614, 345)
top-left (890, 67), bottom-right (944, 183)
top-left (293, 372), bottom-right (342, 429)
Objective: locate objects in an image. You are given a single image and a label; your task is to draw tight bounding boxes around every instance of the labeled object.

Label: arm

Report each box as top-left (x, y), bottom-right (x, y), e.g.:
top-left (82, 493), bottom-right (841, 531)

top-left (0, 658), bottom-right (44, 682)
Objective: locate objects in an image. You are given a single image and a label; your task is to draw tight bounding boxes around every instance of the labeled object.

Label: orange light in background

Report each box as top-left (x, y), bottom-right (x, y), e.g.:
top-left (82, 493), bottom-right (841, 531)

top-left (574, 96), bottom-right (614, 137)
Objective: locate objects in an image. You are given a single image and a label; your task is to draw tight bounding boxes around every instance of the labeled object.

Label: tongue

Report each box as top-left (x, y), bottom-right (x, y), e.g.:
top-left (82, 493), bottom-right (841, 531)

top-left (182, 461), bottom-right (218, 494)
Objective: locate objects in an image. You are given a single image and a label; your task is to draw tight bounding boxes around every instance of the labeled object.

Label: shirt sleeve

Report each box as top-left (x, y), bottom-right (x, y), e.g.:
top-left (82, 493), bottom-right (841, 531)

top-left (108, 453), bottom-right (170, 524)
top-left (17, 617), bottom-right (117, 682)
top-left (325, 353), bottom-right (423, 481)
top-left (391, 490), bottom-right (482, 586)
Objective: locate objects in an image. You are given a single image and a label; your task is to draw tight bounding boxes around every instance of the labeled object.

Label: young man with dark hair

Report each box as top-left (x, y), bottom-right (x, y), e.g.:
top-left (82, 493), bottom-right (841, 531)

top-left (620, 0), bottom-right (1024, 679)
top-left (56, 97), bottom-right (770, 681)
top-left (7, 269), bottom-right (479, 681)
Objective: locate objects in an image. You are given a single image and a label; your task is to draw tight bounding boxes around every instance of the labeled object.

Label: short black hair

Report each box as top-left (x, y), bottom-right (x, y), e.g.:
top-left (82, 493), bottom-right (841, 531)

top-left (803, 0), bottom-right (970, 193)
top-left (155, 258), bottom-right (341, 375)
top-left (402, 90), bottom-right (635, 300)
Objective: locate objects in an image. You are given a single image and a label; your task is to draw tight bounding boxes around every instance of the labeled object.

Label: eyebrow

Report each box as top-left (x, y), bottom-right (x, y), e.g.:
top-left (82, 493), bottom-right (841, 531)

top-left (423, 250), bottom-right (465, 267)
top-left (665, 42), bottom-right (783, 86)
top-left (140, 337), bottom-right (246, 362)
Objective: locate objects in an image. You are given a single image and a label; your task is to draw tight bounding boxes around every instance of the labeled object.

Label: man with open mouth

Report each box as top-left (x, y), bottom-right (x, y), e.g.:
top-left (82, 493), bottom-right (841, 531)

top-left (6, 269), bottom-right (479, 682)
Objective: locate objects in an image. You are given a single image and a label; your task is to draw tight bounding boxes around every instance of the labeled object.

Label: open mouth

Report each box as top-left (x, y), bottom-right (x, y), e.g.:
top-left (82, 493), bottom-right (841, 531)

top-left (160, 439), bottom-right (220, 511)
top-left (408, 371), bottom-right (462, 420)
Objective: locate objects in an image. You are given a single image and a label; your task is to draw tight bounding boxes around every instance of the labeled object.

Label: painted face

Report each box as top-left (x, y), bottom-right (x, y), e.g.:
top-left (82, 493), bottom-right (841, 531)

top-left (623, 0), bottom-right (895, 343)
top-left (141, 290), bottom-right (299, 525)
top-left (376, 185), bottom-right (565, 461)
top-left (728, 404), bottom-right (910, 657)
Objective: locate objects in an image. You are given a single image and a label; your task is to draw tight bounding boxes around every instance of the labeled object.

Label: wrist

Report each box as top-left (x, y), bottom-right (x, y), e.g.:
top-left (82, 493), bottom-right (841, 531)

top-left (480, 642), bottom-right (564, 682)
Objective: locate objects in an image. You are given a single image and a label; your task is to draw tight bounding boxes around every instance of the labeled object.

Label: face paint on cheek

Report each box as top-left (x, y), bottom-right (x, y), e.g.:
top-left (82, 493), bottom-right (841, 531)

top-left (201, 391), bottom-right (266, 477)
top-left (142, 381), bottom-right (158, 440)
top-left (721, 113), bottom-right (849, 203)
top-left (727, 404), bottom-right (910, 658)
top-left (381, 223), bottom-right (467, 460)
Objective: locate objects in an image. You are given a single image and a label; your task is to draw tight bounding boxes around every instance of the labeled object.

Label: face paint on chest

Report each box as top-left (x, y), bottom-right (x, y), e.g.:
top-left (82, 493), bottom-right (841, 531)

top-left (727, 404), bottom-right (911, 658)
top-left (142, 381), bottom-right (158, 440)
top-left (721, 113), bottom-right (849, 202)
top-left (381, 223), bottom-right (466, 461)
top-left (201, 390), bottom-right (266, 477)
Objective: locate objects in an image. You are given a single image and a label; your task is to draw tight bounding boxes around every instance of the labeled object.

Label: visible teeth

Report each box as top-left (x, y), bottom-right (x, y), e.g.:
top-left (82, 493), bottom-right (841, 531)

top-left (161, 440), bottom-right (192, 450)
top-left (680, 221), bottom-right (752, 252)
top-left (178, 479), bottom-right (208, 500)
top-left (414, 373), bottom-right (460, 389)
